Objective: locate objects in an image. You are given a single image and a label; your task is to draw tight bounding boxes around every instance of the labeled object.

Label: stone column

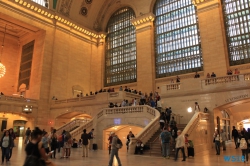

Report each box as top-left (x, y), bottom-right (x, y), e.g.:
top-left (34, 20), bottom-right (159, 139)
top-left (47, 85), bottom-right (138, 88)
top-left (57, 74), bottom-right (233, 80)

top-left (131, 13), bottom-right (156, 93)
top-left (195, 0), bottom-right (228, 76)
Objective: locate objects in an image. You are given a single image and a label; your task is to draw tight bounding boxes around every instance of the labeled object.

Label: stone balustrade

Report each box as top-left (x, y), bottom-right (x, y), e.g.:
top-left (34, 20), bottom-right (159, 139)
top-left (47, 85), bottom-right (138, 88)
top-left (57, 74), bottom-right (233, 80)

top-left (161, 73), bottom-right (250, 97)
top-left (51, 91), bottom-right (141, 108)
top-left (128, 106), bottom-right (160, 154)
top-left (0, 95), bottom-right (37, 103)
top-left (203, 75), bottom-right (240, 85)
top-left (166, 83), bottom-right (181, 90)
top-left (57, 119), bottom-right (89, 135)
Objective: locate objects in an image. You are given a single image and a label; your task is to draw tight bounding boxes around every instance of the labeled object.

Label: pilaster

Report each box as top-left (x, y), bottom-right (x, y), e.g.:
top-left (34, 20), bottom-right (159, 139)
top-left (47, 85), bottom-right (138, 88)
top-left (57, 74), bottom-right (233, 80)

top-left (131, 13), bottom-right (156, 93)
top-left (195, 0), bottom-right (228, 76)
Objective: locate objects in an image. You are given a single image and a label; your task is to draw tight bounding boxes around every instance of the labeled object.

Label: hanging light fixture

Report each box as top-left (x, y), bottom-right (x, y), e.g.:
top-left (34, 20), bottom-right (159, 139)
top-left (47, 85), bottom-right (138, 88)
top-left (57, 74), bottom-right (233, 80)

top-left (0, 25), bottom-right (7, 78)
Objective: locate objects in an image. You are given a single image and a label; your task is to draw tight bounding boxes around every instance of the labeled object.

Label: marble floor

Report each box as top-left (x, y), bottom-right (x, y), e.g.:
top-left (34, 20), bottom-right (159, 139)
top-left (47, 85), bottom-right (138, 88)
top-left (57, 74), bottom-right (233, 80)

top-left (5, 138), bottom-right (246, 166)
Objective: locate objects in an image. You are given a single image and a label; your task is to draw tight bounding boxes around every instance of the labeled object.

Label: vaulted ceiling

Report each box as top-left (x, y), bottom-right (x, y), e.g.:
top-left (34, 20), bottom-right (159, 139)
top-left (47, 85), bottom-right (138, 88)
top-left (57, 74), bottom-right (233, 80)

top-left (53, 0), bottom-right (155, 32)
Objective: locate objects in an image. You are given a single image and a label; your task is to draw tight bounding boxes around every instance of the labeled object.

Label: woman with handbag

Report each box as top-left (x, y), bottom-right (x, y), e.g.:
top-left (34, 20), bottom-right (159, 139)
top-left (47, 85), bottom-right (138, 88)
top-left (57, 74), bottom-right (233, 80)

top-left (213, 129), bottom-right (221, 155)
top-left (24, 127), bottom-right (55, 166)
top-left (1, 130), bottom-right (14, 164)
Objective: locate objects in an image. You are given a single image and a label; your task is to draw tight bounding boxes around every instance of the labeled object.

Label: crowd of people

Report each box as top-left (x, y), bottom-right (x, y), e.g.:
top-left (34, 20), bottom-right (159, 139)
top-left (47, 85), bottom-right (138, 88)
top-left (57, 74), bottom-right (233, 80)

top-left (213, 126), bottom-right (250, 162)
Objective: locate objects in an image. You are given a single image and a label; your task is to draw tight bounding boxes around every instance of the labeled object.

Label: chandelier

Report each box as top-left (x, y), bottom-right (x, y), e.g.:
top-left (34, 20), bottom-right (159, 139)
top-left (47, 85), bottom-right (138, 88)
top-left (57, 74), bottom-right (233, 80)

top-left (0, 25), bottom-right (7, 78)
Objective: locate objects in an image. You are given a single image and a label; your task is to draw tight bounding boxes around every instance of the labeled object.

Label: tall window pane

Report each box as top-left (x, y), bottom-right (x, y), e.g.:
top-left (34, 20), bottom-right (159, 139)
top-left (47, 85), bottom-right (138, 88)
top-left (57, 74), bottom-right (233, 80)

top-left (154, 0), bottom-right (203, 78)
top-left (222, 0), bottom-right (250, 65)
top-left (105, 7), bottom-right (136, 86)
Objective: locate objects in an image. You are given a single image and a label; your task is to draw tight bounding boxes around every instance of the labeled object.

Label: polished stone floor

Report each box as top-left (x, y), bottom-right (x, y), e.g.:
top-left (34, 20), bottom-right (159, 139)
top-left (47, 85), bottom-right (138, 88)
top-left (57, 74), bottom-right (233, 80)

top-left (5, 138), bottom-right (246, 166)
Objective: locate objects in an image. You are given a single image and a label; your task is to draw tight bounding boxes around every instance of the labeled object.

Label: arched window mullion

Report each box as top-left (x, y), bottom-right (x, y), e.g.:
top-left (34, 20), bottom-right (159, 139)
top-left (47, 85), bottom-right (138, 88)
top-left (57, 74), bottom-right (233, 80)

top-left (222, 0), bottom-right (250, 66)
top-left (105, 7), bottom-right (136, 86)
top-left (154, 0), bottom-right (203, 78)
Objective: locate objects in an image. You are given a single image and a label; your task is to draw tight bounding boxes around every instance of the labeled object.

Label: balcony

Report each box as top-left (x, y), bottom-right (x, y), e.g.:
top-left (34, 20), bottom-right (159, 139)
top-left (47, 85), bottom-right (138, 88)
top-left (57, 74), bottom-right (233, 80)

top-left (161, 73), bottom-right (250, 97)
top-left (50, 91), bottom-right (140, 109)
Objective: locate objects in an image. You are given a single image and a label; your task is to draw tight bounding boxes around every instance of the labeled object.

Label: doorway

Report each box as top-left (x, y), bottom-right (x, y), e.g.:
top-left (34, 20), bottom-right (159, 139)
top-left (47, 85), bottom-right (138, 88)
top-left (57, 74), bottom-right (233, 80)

top-left (13, 120), bottom-right (27, 137)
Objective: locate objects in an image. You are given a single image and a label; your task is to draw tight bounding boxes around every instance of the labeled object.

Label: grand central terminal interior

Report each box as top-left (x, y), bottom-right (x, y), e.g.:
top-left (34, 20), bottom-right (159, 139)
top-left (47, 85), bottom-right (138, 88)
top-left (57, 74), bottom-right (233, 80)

top-left (0, 0), bottom-right (249, 165)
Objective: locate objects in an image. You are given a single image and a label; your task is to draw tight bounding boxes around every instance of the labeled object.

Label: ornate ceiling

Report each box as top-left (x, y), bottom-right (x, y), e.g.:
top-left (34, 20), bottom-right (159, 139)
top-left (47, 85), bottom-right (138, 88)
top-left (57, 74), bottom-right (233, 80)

top-left (54, 0), bottom-right (154, 32)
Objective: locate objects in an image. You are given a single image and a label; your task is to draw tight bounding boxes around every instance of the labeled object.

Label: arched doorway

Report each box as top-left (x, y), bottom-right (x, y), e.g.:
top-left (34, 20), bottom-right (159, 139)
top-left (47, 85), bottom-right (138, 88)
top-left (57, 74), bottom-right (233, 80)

top-left (221, 110), bottom-right (231, 140)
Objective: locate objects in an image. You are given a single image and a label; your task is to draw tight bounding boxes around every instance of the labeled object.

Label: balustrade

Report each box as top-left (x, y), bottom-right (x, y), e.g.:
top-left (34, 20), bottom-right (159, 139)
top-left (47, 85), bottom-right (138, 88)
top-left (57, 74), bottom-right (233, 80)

top-left (203, 75), bottom-right (239, 85)
top-left (0, 95), bottom-right (37, 104)
top-left (57, 119), bottom-right (89, 135)
top-left (166, 83), bottom-right (180, 90)
top-left (182, 112), bottom-right (209, 137)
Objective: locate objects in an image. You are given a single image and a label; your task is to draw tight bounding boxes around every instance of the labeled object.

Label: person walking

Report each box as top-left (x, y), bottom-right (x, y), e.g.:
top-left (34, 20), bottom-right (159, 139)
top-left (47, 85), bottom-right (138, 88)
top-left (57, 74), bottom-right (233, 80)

top-left (25, 127), bottom-right (31, 144)
top-left (221, 129), bottom-right (227, 151)
top-left (1, 130), bottom-right (14, 164)
top-left (174, 130), bottom-right (186, 161)
top-left (8, 128), bottom-right (16, 160)
top-left (50, 129), bottom-right (57, 158)
top-left (81, 129), bottom-right (89, 157)
top-left (108, 132), bottom-right (113, 155)
top-left (160, 127), bottom-right (171, 159)
top-left (239, 131), bottom-right (249, 163)
top-left (214, 129), bottom-right (221, 155)
top-left (108, 132), bottom-right (122, 166)
top-left (232, 126), bottom-right (239, 149)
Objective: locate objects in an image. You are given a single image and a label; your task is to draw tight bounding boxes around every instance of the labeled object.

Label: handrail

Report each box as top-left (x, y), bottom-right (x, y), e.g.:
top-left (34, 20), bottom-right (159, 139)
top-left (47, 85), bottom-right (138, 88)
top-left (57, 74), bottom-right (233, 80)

top-left (181, 112), bottom-right (209, 137)
top-left (128, 106), bottom-right (160, 154)
top-left (70, 120), bottom-right (93, 138)
top-left (0, 95), bottom-right (38, 103)
top-left (57, 119), bottom-right (89, 135)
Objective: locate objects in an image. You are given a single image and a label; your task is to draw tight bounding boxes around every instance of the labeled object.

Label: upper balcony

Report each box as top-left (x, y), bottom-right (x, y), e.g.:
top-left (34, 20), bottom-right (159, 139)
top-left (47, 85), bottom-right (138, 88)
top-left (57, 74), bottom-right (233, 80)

top-left (160, 73), bottom-right (250, 97)
top-left (50, 91), bottom-right (140, 109)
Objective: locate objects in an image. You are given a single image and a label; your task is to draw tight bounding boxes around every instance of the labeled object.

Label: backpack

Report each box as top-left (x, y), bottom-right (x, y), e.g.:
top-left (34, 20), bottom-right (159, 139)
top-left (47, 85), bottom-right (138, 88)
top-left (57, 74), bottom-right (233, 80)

top-left (57, 134), bottom-right (63, 142)
top-left (240, 138), bottom-right (247, 150)
top-left (162, 131), bottom-right (171, 143)
top-left (64, 131), bottom-right (71, 142)
top-left (117, 137), bottom-right (123, 149)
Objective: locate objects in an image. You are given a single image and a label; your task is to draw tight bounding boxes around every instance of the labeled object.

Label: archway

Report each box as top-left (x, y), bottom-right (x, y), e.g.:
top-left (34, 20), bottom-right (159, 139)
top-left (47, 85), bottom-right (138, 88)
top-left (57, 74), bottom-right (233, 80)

top-left (103, 125), bottom-right (143, 152)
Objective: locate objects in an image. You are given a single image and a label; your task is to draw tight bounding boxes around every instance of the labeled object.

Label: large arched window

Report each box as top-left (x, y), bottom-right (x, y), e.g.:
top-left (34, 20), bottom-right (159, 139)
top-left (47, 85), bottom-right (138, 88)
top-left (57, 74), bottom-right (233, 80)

top-left (105, 7), bottom-right (136, 86)
top-left (222, 0), bottom-right (250, 66)
top-left (154, 0), bottom-right (202, 78)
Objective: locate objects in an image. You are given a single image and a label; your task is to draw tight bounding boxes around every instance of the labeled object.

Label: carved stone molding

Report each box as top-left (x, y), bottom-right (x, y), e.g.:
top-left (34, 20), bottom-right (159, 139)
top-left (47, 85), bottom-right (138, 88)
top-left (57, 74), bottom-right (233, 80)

top-left (59, 0), bottom-right (73, 16)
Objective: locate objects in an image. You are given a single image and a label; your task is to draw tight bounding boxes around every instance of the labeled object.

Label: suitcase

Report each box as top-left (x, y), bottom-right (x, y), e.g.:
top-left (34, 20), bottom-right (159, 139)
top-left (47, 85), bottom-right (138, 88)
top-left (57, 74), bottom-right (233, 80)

top-left (93, 144), bottom-right (98, 150)
top-left (187, 147), bottom-right (194, 157)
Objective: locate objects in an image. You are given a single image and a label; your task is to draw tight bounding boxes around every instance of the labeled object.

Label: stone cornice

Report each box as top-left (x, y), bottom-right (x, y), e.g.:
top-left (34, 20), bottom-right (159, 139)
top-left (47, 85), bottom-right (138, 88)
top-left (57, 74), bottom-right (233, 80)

top-left (3, 0), bottom-right (106, 42)
top-left (195, 0), bottom-right (220, 13)
top-left (131, 13), bottom-right (155, 27)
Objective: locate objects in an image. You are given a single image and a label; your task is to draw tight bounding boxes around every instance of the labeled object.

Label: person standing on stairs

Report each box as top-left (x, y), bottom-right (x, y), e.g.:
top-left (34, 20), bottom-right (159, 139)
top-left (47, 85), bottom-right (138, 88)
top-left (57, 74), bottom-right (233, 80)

top-left (159, 112), bottom-right (166, 130)
top-left (160, 127), bottom-right (172, 159)
top-left (171, 124), bottom-right (178, 152)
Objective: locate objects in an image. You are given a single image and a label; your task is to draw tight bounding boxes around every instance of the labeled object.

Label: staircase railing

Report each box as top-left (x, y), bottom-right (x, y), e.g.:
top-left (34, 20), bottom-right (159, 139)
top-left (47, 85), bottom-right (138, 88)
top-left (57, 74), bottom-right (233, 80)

top-left (181, 112), bottom-right (209, 137)
top-left (129, 106), bottom-right (160, 154)
top-left (70, 120), bottom-right (94, 138)
top-left (57, 119), bottom-right (89, 135)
